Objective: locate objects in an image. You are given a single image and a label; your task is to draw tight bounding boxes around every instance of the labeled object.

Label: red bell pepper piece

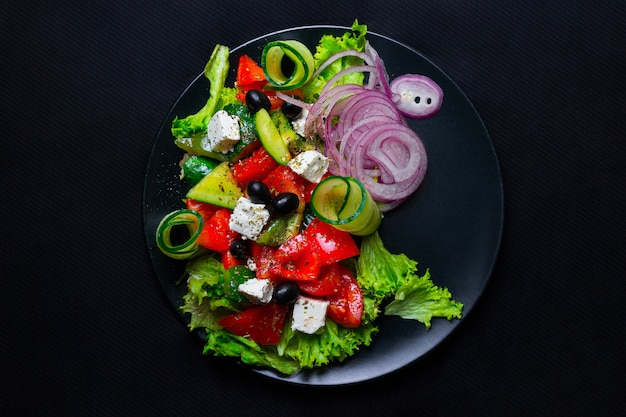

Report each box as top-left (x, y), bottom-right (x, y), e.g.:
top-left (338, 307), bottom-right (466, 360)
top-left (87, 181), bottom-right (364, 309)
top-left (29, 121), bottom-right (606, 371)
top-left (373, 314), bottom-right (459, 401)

top-left (218, 302), bottom-right (288, 345)
top-left (263, 165), bottom-right (308, 212)
top-left (196, 208), bottom-right (239, 253)
top-left (249, 241), bottom-right (279, 280)
top-left (236, 55), bottom-right (267, 88)
top-left (326, 264), bottom-right (363, 329)
top-left (298, 262), bottom-right (345, 297)
top-left (303, 218), bottom-right (360, 265)
top-left (231, 146), bottom-right (279, 190)
top-left (270, 233), bottom-right (321, 281)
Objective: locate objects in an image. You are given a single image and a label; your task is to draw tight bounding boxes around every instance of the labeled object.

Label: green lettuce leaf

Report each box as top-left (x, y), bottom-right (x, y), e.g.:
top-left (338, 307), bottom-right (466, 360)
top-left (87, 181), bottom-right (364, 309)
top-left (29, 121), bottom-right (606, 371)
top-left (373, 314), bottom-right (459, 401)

top-left (356, 231), bottom-right (416, 301)
top-left (276, 311), bottom-right (378, 369)
top-left (301, 19), bottom-right (368, 102)
top-left (384, 269), bottom-right (463, 329)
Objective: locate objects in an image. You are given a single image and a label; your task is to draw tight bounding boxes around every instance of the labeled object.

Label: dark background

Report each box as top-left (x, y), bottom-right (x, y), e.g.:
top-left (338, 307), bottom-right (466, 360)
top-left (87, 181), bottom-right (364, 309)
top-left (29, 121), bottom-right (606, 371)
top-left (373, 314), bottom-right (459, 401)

top-left (2, 1), bottom-right (624, 415)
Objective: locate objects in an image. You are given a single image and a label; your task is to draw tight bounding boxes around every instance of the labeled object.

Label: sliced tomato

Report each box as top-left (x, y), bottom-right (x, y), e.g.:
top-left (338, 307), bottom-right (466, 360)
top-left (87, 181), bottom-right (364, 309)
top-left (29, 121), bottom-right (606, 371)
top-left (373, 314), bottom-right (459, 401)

top-left (221, 250), bottom-right (244, 269)
top-left (303, 218), bottom-right (360, 265)
top-left (326, 265), bottom-right (363, 329)
top-left (218, 302), bottom-right (288, 345)
top-left (249, 241), bottom-right (278, 280)
top-left (298, 262), bottom-right (345, 297)
top-left (235, 55), bottom-right (267, 87)
top-left (185, 198), bottom-right (220, 219)
top-left (263, 165), bottom-right (308, 212)
top-left (196, 208), bottom-right (239, 253)
top-left (231, 145), bottom-right (279, 190)
top-left (270, 233), bottom-right (321, 281)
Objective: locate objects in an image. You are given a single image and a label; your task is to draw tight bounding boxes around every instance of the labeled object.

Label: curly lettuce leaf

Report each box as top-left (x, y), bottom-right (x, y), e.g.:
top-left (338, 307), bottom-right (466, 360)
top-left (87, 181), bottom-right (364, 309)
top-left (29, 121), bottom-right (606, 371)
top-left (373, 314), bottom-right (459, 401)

top-left (356, 231), bottom-right (463, 328)
top-left (384, 269), bottom-right (463, 329)
top-left (276, 306), bottom-right (378, 369)
top-left (356, 231), bottom-right (416, 301)
top-left (301, 19), bottom-right (368, 102)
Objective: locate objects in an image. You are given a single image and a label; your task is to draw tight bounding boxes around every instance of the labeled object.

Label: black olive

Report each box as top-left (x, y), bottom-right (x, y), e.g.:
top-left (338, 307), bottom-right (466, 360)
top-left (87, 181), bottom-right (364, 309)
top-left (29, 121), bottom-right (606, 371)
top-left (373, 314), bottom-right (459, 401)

top-left (272, 192), bottom-right (299, 216)
top-left (229, 238), bottom-right (249, 260)
top-left (281, 100), bottom-right (302, 119)
top-left (245, 90), bottom-right (271, 113)
top-left (273, 281), bottom-right (300, 305)
top-left (246, 180), bottom-right (272, 205)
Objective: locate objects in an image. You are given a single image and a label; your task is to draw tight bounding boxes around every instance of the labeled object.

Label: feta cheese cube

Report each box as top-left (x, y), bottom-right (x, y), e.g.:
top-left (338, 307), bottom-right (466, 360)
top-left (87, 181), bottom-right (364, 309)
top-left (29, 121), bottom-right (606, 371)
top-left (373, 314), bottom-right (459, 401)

top-left (228, 197), bottom-right (270, 240)
top-left (291, 108), bottom-right (308, 137)
top-left (238, 278), bottom-right (274, 304)
top-left (287, 150), bottom-right (329, 183)
top-left (291, 296), bottom-right (329, 334)
top-left (202, 110), bottom-right (240, 153)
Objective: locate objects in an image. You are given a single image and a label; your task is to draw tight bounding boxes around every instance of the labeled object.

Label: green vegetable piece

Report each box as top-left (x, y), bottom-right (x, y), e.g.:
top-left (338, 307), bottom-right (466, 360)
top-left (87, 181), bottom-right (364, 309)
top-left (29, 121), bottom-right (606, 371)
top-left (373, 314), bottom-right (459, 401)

top-left (171, 44), bottom-right (230, 139)
top-left (255, 108), bottom-right (291, 165)
top-left (301, 19), bottom-right (368, 102)
top-left (256, 211), bottom-right (303, 246)
top-left (270, 110), bottom-right (316, 154)
top-left (182, 155), bottom-right (220, 186)
top-left (222, 265), bottom-right (255, 303)
top-left (384, 270), bottom-right (464, 329)
top-left (186, 161), bottom-right (243, 209)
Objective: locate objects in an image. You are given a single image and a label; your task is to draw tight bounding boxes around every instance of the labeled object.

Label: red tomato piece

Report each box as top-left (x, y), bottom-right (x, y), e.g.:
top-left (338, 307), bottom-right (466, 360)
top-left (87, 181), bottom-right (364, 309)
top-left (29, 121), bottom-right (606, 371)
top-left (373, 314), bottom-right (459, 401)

top-left (185, 198), bottom-right (220, 219)
top-left (303, 218), bottom-right (360, 265)
top-left (270, 233), bottom-right (321, 281)
top-left (218, 302), bottom-right (288, 345)
top-left (263, 165), bottom-right (308, 212)
top-left (298, 262), bottom-right (345, 297)
top-left (231, 146), bottom-right (279, 190)
top-left (235, 55), bottom-right (267, 87)
top-left (221, 250), bottom-right (244, 269)
top-left (196, 208), bottom-right (239, 253)
top-left (326, 266), bottom-right (363, 329)
top-left (249, 241), bottom-right (279, 280)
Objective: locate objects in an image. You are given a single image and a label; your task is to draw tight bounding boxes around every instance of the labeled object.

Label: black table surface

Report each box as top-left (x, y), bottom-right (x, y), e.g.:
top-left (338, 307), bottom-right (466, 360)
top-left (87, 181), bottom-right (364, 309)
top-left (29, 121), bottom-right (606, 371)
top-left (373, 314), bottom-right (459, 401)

top-left (2, 1), bottom-right (625, 415)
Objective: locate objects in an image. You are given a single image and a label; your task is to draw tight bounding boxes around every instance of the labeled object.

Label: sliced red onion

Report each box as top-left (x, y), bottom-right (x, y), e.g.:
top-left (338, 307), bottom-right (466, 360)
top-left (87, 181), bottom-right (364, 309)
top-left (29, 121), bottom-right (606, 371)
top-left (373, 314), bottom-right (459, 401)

top-left (389, 74), bottom-right (444, 119)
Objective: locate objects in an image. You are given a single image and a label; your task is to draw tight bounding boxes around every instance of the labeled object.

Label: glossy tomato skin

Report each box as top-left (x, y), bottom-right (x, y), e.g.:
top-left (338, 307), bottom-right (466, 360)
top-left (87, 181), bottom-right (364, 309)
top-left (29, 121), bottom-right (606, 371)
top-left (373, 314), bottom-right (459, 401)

top-left (263, 165), bottom-right (308, 212)
top-left (326, 265), bottom-right (363, 328)
top-left (236, 55), bottom-right (266, 87)
top-left (196, 208), bottom-right (239, 253)
top-left (303, 218), bottom-right (360, 265)
top-left (249, 241), bottom-right (278, 280)
top-left (231, 146), bottom-right (279, 191)
top-left (298, 262), bottom-right (345, 297)
top-left (270, 233), bottom-right (321, 281)
top-left (186, 198), bottom-right (220, 220)
top-left (235, 55), bottom-right (282, 110)
top-left (218, 302), bottom-right (288, 345)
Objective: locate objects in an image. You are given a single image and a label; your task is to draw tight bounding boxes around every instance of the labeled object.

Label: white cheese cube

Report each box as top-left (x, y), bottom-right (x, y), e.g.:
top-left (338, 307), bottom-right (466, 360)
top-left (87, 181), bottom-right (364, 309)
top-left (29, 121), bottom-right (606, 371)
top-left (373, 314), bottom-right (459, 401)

top-left (287, 150), bottom-right (329, 183)
top-left (202, 110), bottom-right (240, 153)
top-left (228, 197), bottom-right (270, 241)
top-left (291, 108), bottom-right (308, 137)
top-left (238, 278), bottom-right (274, 304)
top-left (291, 296), bottom-right (329, 334)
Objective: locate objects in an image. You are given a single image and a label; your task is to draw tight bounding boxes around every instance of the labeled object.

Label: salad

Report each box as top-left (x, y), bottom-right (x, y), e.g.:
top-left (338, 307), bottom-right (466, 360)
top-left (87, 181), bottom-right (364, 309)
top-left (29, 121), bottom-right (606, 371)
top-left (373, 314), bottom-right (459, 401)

top-left (155, 20), bottom-right (463, 375)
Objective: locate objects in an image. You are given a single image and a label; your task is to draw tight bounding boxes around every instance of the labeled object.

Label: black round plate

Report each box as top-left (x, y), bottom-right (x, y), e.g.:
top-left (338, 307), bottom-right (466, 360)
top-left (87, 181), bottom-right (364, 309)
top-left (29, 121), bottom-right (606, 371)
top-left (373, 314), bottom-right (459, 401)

top-left (143, 26), bottom-right (503, 386)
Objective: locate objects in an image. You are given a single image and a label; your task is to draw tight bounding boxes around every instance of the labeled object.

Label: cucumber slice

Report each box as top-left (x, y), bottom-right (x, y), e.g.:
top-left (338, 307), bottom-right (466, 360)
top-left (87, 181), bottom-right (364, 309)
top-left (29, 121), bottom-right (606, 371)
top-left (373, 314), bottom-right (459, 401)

top-left (310, 176), bottom-right (382, 236)
top-left (255, 108), bottom-right (291, 165)
top-left (261, 40), bottom-right (315, 90)
top-left (185, 161), bottom-right (243, 209)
